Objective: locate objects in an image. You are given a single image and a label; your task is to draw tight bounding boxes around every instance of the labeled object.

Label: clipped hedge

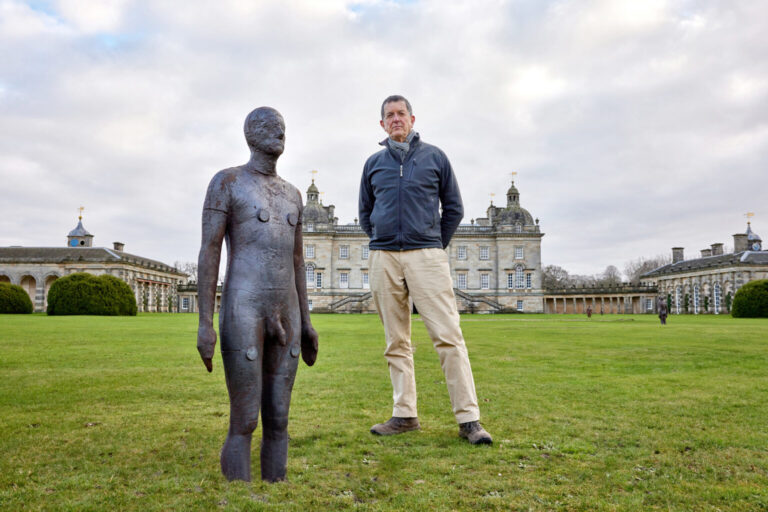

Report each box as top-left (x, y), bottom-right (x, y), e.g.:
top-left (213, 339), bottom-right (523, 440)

top-left (731, 279), bottom-right (768, 318)
top-left (0, 282), bottom-right (34, 314)
top-left (47, 273), bottom-right (137, 316)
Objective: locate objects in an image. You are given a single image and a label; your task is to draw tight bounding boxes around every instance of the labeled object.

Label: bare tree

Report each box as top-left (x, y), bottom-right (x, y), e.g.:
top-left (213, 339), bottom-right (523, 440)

top-left (624, 254), bottom-right (672, 284)
top-left (600, 265), bottom-right (622, 286)
top-left (542, 265), bottom-right (570, 289)
top-left (174, 261), bottom-right (198, 282)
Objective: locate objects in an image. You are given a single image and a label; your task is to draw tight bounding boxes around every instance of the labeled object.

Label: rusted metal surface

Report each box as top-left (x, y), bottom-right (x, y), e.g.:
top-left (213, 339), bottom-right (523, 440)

top-left (196, 107), bottom-right (318, 482)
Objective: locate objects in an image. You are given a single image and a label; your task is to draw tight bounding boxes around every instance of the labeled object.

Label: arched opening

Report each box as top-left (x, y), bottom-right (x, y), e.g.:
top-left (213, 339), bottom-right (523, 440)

top-left (20, 275), bottom-right (37, 308)
top-left (713, 282), bottom-right (721, 314)
top-left (0, 275), bottom-right (10, 284)
top-left (44, 275), bottom-right (59, 310)
top-left (693, 284), bottom-right (700, 315)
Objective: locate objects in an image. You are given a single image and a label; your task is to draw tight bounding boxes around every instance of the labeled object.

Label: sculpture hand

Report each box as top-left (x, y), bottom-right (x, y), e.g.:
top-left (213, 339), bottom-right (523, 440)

top-left (300, 323), bottom-right (319, 367)
top-left (197, 324), bottom-right (217, 372)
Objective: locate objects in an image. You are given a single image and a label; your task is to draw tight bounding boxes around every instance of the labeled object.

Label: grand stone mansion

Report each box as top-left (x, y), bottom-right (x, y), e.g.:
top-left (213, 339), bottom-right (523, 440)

top-left (300, 179), bottom-right (664, 314)
top-left (301, 178), bottom-right (545, 313)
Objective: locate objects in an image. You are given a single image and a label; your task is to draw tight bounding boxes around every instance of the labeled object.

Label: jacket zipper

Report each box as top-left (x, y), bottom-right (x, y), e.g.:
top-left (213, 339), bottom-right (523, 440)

top-left (398, 161), bottom-right (403, 248)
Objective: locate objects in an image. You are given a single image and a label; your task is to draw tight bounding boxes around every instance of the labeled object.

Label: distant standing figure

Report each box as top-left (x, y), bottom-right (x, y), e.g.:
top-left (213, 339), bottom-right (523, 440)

top-left (587, 306), bottom-right (592, 318)
top-left (196, 107), bottom-right (319, 482)
top-left (657, 296), bottom-right (668, 325)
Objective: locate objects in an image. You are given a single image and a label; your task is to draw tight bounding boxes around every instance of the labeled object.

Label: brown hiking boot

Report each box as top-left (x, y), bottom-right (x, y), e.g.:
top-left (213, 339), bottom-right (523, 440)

top-left (370, 417), bottom-right (420, 436)
top-left (459, 421), bottom-right (493, 445)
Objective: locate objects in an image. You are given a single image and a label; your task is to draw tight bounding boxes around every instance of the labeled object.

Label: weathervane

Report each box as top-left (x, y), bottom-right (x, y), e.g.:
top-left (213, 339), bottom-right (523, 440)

top-left (510, 171), bottom-right (517, 180)
top-left (310, 169), bottom-right (318, 183)
top-left (489, 193), bottom-right (495, 206)
top-left (78, 206), bottom-right (85, 220)
top-left (745, 212), bottom-right (755, 224)
top-left (320, 191), bottom-right (325, 204)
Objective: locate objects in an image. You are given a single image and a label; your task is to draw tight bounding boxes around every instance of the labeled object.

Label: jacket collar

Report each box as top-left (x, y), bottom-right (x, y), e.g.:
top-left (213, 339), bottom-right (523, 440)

top-left (379, 131), bottom-right (420, 148)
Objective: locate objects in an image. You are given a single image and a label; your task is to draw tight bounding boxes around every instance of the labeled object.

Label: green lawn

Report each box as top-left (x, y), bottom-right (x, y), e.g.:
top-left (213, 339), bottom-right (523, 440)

top-left (1, 313), bottom-right (766, 511)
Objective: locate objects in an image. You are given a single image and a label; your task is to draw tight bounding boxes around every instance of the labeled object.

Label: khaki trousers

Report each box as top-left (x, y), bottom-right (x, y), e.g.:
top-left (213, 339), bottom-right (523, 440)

top-left (369, 248), bottom-right (480, 424)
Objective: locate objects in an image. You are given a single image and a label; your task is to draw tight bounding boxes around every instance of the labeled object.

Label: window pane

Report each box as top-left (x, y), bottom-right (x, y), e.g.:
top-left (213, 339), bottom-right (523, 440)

top-left (515, 267), bottom-right (524, 288)
top-left (306, 266), bottom-right (315, 287)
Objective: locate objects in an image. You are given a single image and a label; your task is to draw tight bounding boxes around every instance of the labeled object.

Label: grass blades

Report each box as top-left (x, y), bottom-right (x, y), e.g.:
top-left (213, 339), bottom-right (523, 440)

top-left (1, 313), bottom-right (766, 510)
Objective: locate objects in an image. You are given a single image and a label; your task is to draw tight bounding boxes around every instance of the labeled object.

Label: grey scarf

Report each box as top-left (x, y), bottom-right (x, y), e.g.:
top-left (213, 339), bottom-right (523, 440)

top-left (387, 131), bottom-right (417, 162)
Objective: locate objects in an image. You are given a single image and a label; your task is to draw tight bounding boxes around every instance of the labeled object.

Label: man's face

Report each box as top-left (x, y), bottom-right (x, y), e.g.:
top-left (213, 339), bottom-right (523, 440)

top-left (247, 110), bottom-right (286, 156)
top-left (380, 100), bottom-right (414, 143)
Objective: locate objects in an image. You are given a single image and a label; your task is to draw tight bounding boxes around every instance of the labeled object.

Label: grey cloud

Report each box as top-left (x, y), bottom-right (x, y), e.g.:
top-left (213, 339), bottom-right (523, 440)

top-left (1, 0), bottom-right (766, 276)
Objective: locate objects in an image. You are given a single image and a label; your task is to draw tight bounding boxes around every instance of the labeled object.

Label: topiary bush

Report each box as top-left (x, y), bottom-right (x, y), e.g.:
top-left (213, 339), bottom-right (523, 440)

top-left (731, 279), bottom-right (768, 318)
top-left (47, 273), bottom-right (137, 316)
top-left (0, 282), bottom-right (34, 314)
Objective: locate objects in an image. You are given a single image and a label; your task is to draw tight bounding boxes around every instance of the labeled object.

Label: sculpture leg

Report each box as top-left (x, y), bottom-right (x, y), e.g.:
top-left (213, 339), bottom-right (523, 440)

top-left (219, 319), bottom-right (264, 482)
top-left (260, 325), bottom-right (299, 482)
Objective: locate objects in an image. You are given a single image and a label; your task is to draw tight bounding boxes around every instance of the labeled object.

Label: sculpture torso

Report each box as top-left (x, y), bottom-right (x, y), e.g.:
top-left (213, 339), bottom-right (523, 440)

top-left (206, 167), bottom-right (301, 294)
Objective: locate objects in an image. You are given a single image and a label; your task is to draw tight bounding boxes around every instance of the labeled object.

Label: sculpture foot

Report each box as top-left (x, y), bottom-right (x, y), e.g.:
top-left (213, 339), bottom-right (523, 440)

top-left (221, 434), bottom-right (252, 481)
top-left (260, 433), bottom-right (289, 482)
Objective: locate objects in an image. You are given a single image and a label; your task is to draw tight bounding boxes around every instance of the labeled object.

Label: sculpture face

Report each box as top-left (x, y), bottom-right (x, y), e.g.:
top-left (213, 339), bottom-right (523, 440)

top-left (245, 107), bottom-right (286, 157)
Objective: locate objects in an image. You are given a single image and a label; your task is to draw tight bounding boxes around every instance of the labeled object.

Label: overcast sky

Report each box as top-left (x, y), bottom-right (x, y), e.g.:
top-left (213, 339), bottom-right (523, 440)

top-left (1, 0), bottom-right (766, 276)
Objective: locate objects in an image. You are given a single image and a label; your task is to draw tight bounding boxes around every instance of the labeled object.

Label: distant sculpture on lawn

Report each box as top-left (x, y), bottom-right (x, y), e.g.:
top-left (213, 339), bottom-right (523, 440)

top-left (196, 107), bottom-right (319, 482)
top-left (657, 295), bottom-right (668, 325)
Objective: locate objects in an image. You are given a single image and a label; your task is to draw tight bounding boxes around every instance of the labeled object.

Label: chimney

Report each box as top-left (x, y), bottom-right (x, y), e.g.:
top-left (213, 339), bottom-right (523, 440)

top-left (733, 233), bottom-right (748, 252)
top-left (710, 243), bottom-right (723, 256)
top-left (700, 248), bottom-right (712, 258)
top-left (672, 247), bottom-right (684, 263)
top-left (113, 242), bottom-right (125, 251)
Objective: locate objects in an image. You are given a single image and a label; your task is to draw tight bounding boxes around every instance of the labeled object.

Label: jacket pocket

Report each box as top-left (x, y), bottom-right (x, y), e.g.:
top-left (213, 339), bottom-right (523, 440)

top-left (370, 204), bottom-right (396, 238)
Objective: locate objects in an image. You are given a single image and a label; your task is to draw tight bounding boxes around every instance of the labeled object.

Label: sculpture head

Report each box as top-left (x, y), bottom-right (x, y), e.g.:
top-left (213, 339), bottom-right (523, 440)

top-left (244, 107), bottom-right (285, 157)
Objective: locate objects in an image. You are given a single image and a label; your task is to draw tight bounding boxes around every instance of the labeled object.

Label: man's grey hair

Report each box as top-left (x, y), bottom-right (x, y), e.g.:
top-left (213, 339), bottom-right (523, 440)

top-left (381, 95), bottom-right (413, 119)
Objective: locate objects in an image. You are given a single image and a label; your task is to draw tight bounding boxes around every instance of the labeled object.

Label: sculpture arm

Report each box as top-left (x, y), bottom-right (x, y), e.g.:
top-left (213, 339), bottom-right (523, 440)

top-left (294, 197), bottom-right (318, 366)
top-left (197, 207), bottom-right (227, 372)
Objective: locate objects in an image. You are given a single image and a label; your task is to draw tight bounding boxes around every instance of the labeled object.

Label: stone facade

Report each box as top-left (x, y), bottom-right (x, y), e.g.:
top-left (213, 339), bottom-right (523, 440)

top-left (640, 222), bottom-right (767, 314)
top-left (0, 217), bottom-right (187, 312)
top-left (543, 284), bottom-right (659, 314)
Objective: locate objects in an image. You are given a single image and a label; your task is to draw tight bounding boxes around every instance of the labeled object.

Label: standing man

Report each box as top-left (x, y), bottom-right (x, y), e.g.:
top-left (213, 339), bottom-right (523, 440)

top-left (358, 95), bottom-right (492, 445)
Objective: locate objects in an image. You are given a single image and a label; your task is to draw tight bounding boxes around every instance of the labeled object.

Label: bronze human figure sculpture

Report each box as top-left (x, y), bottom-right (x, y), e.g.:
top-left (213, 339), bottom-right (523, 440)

top-left (657, 295), bottom-right (668, 325)
top-left (196, 107), bottom-right (318, 482)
